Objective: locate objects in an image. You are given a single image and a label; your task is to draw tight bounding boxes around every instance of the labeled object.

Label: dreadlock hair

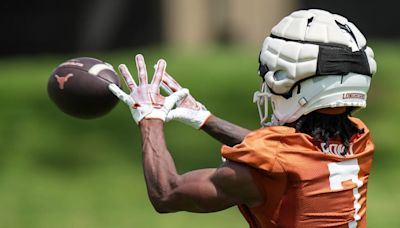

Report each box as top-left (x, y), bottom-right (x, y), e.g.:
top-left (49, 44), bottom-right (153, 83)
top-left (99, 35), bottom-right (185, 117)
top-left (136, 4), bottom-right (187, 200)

top-left (295, 110), bottom-right (364, 156)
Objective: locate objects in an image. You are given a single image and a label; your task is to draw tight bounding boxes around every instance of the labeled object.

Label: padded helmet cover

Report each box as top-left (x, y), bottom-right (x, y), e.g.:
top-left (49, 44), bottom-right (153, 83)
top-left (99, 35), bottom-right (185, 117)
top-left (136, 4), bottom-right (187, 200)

top-left (256, 9), bottom-right (377, 125)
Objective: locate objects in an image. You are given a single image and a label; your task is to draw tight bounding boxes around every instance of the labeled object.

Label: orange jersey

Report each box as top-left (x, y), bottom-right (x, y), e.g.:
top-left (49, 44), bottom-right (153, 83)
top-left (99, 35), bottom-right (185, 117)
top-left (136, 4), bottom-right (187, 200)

top-left (221, 117), bottom-right (374, 228)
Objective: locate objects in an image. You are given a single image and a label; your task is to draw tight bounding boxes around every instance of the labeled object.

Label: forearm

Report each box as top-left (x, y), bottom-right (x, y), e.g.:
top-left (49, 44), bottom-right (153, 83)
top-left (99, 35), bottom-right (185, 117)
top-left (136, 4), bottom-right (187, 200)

top-left (139, 119), bottom-right (180, 210)
top-left (201, 115), bottom-right (251, 146)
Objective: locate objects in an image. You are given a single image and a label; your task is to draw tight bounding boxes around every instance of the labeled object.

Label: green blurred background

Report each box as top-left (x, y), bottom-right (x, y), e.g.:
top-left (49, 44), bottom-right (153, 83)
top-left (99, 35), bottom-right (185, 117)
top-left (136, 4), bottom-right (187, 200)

top-left (1, 0), bottom-right (400, 227)
top-left (1, 43), bottom-right (400, 227)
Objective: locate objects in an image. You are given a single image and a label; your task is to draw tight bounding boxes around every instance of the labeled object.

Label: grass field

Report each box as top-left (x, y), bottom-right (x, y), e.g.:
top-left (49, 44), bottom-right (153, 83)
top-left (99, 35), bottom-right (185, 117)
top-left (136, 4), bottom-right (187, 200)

top-left (0, 42), bottom-right (399, 227)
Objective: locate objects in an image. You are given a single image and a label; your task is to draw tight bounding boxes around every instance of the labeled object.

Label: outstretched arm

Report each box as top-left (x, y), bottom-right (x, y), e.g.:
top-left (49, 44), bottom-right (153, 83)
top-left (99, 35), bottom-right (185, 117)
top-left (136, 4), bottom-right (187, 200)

top-left (140, 119), bottom-right (262, 213)
top-left (109, 55), bottom-right (262, 213)
top-left (161, 72), bottom-right (251, 146)
top-left (201, 115), bottom-right (251, 147)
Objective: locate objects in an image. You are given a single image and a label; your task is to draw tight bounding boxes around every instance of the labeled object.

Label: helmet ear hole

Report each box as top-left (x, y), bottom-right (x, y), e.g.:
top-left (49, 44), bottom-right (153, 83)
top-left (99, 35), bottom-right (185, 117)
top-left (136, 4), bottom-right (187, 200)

top-left (273, 71), bottom-right (289, 81)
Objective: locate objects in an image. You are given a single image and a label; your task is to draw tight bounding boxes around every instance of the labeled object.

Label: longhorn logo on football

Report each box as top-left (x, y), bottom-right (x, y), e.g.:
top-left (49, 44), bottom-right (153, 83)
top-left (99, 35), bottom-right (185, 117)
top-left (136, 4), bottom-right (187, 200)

top-left (55, 73), bottom-right (74, 90)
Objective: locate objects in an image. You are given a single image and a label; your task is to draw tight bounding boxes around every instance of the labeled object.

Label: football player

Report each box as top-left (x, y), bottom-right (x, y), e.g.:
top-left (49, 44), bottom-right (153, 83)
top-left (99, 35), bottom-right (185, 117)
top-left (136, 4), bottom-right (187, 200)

top-left (109, 9), bottom-right (377, 228)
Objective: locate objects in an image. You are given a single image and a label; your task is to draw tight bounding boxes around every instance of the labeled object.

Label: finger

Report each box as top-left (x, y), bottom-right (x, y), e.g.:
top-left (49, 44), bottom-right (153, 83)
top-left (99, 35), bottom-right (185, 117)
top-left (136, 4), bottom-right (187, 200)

top-left (118, 64), bottom-right (137, 91)
top-left (151, 59), bottom-right (166, 90)
top-left (164, 88), bottom-right (189, 111)
top-left (162, 71), bottom-right (182, 92)
top-left (160, 71), bottom-right (198, 107)
top-left (108, 84), bottom-right (135, 106)
top-left (135, 54), bottom-right (148, 86)
top-left (161, 82), bottom-right (174, 95)
top-left (162, 78), bottom-right (196, 106)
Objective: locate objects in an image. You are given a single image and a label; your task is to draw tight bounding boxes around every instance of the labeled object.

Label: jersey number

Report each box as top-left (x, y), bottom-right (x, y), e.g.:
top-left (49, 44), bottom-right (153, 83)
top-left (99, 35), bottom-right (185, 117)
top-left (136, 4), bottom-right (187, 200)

top-left (328, 159), bottom-right (363, 228)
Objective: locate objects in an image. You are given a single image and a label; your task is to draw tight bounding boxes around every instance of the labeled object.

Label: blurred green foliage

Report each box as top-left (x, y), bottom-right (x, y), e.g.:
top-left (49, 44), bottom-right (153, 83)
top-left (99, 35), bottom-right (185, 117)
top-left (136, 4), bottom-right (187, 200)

top-left (0, 43), bottom-right (399, 227)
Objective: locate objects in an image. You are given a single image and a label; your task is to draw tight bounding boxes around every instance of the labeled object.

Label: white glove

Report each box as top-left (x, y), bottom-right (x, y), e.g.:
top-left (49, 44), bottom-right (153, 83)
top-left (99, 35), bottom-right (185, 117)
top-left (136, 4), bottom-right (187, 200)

top-left (108, 54), bottom-right (189, 124)
top-left (161, 71), bottom-right (211, 129)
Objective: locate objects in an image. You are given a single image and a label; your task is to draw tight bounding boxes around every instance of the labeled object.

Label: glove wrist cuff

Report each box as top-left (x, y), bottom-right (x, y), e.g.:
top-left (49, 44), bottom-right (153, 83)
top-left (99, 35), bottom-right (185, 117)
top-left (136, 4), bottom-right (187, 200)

top-left (145, 109), bottom-right (166, 122)
top-left (189, 110), bottom-right (212, 129)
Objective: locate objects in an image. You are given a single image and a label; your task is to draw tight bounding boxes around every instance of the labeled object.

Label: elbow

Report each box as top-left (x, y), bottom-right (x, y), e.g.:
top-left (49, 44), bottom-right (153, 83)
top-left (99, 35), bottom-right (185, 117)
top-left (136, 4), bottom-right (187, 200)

top-left (149, 195), bottom-right (174, 214)
top-left (146, 177), bottom-right (182, 213)
top-left (154, 206), bottom-right (169, 214)
top-left (152, 202), bottom-right (169, 214)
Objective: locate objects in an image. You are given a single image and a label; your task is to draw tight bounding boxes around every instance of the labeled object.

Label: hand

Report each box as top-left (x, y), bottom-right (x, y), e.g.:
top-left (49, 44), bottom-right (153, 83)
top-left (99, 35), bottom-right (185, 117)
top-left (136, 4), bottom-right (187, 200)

top-left (108, 54), bottom-right (189, 124)
top-left (161, 71), bottom-right (211, 129)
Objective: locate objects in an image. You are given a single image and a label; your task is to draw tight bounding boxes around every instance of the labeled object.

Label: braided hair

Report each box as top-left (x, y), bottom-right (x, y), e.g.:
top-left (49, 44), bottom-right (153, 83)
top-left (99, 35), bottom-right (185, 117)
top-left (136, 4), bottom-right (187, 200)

top-left (295, 110), bottom-right (364, 155)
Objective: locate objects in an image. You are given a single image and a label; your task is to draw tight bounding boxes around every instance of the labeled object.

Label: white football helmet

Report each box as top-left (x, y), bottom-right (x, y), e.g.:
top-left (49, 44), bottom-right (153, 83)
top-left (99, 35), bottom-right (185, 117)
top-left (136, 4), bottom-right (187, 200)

top-left (254, 9), bottom-right (377, 126)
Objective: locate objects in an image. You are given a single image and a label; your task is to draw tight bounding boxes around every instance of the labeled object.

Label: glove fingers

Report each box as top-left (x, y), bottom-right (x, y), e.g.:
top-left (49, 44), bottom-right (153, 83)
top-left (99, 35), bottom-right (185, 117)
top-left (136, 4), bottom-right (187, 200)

top-left (151, 59), bottom-right (166, 91)
top-left (162, 72), bottom-right (182, 92)
top-left (108, 84), bottom-right (134, 106)
top-left (135, 54), bottom-right (148, 86)
top-left (164, 88), bottom-right (189, 110)
top-left (118, 64), bottom-right (137, 92)
top-left (161, 82), bottom-right (173, 95)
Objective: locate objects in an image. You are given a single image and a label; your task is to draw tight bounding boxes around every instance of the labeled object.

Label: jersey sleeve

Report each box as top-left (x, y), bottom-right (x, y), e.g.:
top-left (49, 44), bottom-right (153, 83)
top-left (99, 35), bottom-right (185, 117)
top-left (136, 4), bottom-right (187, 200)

top-left (221, 127), bottom-right (288, 174)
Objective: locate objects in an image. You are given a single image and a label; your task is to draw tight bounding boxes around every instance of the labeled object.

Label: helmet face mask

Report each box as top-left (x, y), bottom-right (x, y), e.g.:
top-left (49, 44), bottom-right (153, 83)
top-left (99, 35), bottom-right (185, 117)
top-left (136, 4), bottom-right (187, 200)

top-left (255, 9), bottom-right (377, 127)
top-left (253, 82), bottom-right (272, 126)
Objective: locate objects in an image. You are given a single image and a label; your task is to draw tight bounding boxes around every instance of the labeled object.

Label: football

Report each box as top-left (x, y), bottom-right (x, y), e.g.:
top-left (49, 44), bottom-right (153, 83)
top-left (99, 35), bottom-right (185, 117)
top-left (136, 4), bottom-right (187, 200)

top-left (47, 57), bottom-right (121, 119)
